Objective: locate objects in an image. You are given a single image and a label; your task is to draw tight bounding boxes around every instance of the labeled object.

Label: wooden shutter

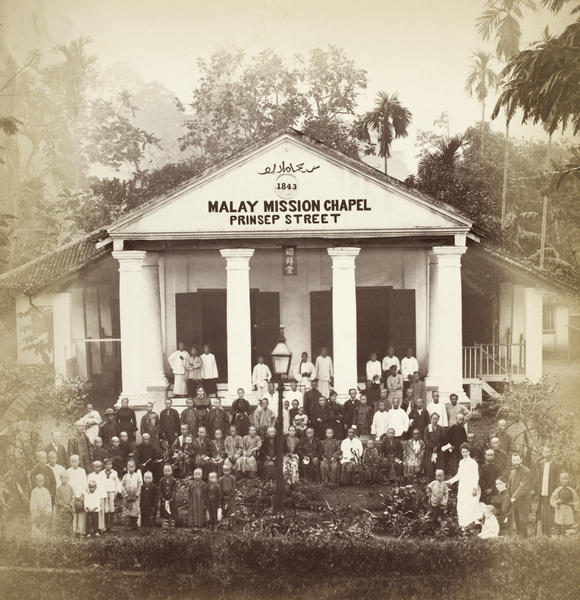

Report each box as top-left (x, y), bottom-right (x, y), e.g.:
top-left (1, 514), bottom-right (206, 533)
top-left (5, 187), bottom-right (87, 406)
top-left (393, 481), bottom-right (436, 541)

top-left (251, 291), bottom-right (280, 366)
top-left (388, 289), bottom-right (416, 359)
top-left (310, 290), bottom-right (333, 359)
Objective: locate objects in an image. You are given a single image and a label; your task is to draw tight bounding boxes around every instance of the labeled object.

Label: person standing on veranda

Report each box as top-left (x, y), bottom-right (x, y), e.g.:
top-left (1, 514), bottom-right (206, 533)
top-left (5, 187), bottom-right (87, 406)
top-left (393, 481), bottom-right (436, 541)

top-left (168, 342), bottom-right (189, 398)
top-left (200, 345), bottom-right (219, 399)
top-left (185, 347), bottom-right (203, 399)
top-left (400, 348), bottom-right (419, 398)
top-left (381, 346), bottom-right (400, 382)
top-left (314, 347), bottom-right (333, 399)
top-left (252, 355), bottom-right (272, 402)
top-left (365, 352), bottom-right (382, 408)
top-left (293, 351), bottom-right (316, 393)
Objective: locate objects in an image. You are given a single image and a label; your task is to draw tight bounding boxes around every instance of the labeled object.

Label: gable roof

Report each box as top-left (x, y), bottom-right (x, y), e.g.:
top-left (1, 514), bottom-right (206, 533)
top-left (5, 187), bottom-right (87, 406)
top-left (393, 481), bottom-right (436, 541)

top-left (0, 230), bottom-right (110, 295)
top-left (107, 128), bottom-right (473, 240)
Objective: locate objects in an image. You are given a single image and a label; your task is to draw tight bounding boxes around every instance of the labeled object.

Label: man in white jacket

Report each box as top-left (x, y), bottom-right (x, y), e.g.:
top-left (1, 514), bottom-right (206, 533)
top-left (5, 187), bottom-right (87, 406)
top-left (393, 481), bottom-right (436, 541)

top-left (293, 352), bottom-right (316, 392)
top-left (252, 355), bottom-right (272, 401)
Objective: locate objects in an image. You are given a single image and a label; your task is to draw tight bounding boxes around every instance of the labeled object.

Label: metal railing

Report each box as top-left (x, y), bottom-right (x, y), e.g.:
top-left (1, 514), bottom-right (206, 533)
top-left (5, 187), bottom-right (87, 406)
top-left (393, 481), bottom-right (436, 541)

top-left (462, 342), bottom-right (526, 380)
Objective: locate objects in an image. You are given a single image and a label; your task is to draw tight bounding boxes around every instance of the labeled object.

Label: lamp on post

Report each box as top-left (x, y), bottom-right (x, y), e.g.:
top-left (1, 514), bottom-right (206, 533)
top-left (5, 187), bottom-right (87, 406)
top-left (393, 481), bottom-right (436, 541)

top-left (270, 325), bottom-right (292, 513)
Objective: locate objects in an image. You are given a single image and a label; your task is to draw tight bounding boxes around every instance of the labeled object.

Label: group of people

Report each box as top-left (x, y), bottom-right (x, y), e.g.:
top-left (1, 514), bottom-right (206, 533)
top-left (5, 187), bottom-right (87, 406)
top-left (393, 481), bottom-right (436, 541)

top-left (27, 347), bottom-right (578, 539)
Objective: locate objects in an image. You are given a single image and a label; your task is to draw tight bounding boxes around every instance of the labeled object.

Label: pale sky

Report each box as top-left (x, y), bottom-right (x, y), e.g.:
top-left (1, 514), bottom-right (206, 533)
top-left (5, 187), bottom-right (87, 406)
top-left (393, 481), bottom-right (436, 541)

top-left (1, 0), bottom-right (573, 179)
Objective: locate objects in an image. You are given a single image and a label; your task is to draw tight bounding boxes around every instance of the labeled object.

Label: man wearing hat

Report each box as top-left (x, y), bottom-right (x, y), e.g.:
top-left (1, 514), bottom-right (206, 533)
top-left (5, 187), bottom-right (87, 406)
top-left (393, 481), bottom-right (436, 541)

top-left (99, 409), bottom-right (121, 449)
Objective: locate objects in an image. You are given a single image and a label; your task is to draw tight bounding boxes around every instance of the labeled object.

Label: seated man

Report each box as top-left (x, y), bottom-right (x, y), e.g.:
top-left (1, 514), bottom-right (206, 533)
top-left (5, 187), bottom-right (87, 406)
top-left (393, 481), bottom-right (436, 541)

top-left (379, 428), bottom-right (404, 482)
top-left (192, 426), bottom-right (213, 479)
top-left (298, 427), bottom-right (322, 481)
top-left (320, 427), bottom-right (341, 486)
top-left (260, 426), bottom-right (278, 480)
top-left (403, 428), bottom-right (425, 480)
top-left (340, 428), bottom-right (363, 485)
top-left (224, 425), bottom-right (244, 474)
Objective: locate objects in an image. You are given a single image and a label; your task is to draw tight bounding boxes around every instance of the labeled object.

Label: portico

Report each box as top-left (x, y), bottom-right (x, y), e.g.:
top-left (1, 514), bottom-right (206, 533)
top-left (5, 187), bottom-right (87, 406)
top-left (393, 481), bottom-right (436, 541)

top-left (103, 130), bottom-right (473, 410)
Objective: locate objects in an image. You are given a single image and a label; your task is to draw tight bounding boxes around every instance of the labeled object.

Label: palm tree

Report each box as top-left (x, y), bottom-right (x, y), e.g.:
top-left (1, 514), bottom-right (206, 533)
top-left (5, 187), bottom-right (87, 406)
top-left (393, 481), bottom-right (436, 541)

top-left (354, 91), bottom-right (412, 175)
top-left (476, 0), bottom-right (537, 229)
top-left (418, 134), bottom-right (465, 178)
top-left (465, 51), bottom-right (499, 154)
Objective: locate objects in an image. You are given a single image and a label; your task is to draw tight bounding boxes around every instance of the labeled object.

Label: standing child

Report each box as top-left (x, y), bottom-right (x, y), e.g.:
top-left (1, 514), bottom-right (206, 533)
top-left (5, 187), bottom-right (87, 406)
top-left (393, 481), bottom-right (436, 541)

top-left (188, 468), bottom-right (207, 531)
top-left (362, 439), bottom-right (381, 483)
top-left (354, 395), bottom-right (373, 436)
top-left (67, 454), bottom-right (87, 536)
top-left (121, 459), bottom-right (142, 529)
top-left (159, 464), bottom-right (178, 532)
top-left (84, 481), bottom-right (101, 537)
top-left (427, 469), bottom-right (449, 525)
top-left (55, 471), bottom-right (75, 535)
top-left (206, 471), bottom-right (223, 531)
top-left (30, 474), bottom-right (52, 538)
top-left (102, 458), bottom-right (121, 532)
top-left (92, 437), bottom-right (108, 464)
top-left (140, 471), bottom-right (158, 533)
top-left (478, 505), bottom-right (500, 539)
top-left (550, 472), bottom-right (580, 535)
top-left (87, 461), bottom-right (107, 534)
top-left (219, 464), bottom-right (237, 529)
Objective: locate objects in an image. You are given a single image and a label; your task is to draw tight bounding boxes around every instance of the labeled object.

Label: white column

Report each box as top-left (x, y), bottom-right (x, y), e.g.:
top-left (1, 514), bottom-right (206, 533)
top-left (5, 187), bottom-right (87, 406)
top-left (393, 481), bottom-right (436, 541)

top-left (220, 249), bottom-right (255, 402)
top-left (427, 246), bottom-right (469, 404)
top-left (523, 286), bottom-right (542, 383)
top-left (112, 250), bottom-right (148, 403)
top-left (327, 247), bottom-right (360, 401)
top-left (425, 252), bottom-right (440, 395)
top-left (52, 292), bottom-right (72, 378)
top-left (142, 252), bottom-right (169, 390)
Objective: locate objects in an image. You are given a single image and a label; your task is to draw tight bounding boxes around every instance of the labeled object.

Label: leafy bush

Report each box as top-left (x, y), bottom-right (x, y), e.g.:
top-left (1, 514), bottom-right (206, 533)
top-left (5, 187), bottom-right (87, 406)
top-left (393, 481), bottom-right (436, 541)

top-left (477, 377), bottom-right (580, 479)
top-left (0, 360), bottom-right (93, 429)
top-left (376, 484), bottom-right (474, 539)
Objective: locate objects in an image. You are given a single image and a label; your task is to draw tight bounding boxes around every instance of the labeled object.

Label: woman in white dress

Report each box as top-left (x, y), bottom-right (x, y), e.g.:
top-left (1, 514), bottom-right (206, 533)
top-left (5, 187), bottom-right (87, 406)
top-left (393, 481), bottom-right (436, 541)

top-left (447, 443), bottom-right (482, 527)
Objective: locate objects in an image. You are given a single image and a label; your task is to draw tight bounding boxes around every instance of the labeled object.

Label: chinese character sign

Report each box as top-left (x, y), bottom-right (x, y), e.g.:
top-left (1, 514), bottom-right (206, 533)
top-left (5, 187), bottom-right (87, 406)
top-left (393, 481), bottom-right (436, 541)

top-left (283, 245), bottom-right (297, 276)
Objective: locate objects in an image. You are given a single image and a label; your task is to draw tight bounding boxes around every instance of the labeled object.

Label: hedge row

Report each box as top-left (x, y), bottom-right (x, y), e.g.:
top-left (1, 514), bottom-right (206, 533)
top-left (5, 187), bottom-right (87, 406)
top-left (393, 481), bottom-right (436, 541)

top-left (2, 533), bottom-right (578, 581)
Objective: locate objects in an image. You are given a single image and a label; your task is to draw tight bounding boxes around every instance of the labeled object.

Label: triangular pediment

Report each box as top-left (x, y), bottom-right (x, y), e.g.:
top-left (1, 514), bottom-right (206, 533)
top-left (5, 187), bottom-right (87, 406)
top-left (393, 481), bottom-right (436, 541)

top-left (108, 131), bottom-right (472, 241)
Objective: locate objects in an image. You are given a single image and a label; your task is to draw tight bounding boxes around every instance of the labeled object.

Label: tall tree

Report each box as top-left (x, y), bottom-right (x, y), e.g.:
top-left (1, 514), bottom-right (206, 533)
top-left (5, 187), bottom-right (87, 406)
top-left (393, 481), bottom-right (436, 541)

top-left (353, 91), bottom-right (412, 175)
top-left (477, 0), bottom-right (537, 229)
top-left (42, 36), bottom-right (98, 190)
top-left (465, 51), bottom-right (499, 153)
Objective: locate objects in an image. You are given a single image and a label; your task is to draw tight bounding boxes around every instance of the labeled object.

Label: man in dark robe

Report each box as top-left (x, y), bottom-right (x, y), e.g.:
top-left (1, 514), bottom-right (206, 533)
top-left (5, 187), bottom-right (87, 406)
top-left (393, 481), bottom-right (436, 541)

top-left (159, 398), bottom-right (181, 446)
top-left (298, 427), bottom-right (322, 481)
top-left (303, 380), bottom-right (321, 418)
top-left (99, 409), bottom-right (121, 449)
top-left (193, 386), bottom-right (212, 431)
top-left (259, 427), bottom-right (278, 480)
top-left (445, 413), bottom-right (468, 475)
top-left (379, 428), bottom-right (403, 482)
top-left (140, 402), bottom-right (160, 448)
top-left (134, 433), bottom-right (162, 482)
top-left (466, 432), bottom-right (484, 466)
top-left (342, 388), bottom-right (360, 434)
top-left (68, 422), bottom-right (92, 472)
top-left (479, 449), bottom-right (503, 505)
top-left (508, 452), bottom-right (532, 537)
top-left (180, 398), bottom-right (198, 437)
top-left (408, 398), bottom-right (430, 441)
top-left (208, 398), bottom-right (230, 440)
